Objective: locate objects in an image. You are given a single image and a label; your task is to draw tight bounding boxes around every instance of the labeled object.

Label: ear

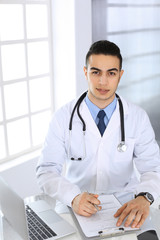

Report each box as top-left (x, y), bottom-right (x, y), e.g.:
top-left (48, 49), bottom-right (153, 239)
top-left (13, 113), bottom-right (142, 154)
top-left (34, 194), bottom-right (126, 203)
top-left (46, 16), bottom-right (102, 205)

top-left (120, 70), bottom-right (124, 79)
top-left (118, 70), bottom-right (124, 83)
top-left (83, 66), bottom-right (88, 79)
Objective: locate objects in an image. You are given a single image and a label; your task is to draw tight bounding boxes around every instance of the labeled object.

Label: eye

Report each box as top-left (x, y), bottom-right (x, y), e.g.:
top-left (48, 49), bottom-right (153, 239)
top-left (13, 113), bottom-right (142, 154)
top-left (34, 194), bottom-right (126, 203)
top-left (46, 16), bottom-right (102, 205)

top-left (92, 71), bottom-right (100, 75)
top-left (108, 71), bottom-right (116, 76)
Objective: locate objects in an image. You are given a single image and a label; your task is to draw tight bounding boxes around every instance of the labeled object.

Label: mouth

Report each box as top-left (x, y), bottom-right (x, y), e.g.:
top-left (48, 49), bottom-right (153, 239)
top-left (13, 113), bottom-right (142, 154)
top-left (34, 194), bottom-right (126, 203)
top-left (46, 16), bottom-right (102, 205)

top-left (96, 88), bottom-right (109, 94)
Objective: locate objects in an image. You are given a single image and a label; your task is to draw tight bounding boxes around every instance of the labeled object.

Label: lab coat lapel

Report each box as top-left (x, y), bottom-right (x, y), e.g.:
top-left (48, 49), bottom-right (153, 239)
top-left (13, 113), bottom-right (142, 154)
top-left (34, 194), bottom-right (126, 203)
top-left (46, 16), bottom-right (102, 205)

top-left (103, 103), bottom-right (120, 138)
top-left (80, 100), bottom-right (101, 137)
top-left (103, 97), bottom-right (129, 138)
top-left (78, 97), bottom-right (128, 138)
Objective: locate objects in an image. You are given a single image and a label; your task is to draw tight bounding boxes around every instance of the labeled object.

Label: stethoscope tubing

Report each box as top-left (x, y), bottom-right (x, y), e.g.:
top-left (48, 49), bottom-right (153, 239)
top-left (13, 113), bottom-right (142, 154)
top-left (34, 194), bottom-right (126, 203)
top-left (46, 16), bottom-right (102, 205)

top-left (68, 91), bottom-right (126, 160)
top-left (69, 91), bottom-right (125, 141)
top-left (115, 94), bottom-right (125, 142)
top-left (69, 91), bottom-right (87, 132)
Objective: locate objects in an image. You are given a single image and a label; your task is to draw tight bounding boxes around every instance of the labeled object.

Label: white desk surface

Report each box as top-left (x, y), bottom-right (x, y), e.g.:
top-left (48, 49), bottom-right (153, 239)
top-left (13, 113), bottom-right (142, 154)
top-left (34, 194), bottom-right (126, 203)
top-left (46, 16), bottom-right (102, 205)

top-left (1, 213), bottom-right (138, 240)
top-left (1, 193), bottom-right (160, 240)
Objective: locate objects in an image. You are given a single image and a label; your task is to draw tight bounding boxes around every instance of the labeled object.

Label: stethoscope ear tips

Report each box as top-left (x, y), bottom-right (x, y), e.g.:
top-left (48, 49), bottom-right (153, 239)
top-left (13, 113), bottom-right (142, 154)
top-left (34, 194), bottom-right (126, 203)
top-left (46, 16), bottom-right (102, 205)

top-left (70, 157), bottom-right (82, 161)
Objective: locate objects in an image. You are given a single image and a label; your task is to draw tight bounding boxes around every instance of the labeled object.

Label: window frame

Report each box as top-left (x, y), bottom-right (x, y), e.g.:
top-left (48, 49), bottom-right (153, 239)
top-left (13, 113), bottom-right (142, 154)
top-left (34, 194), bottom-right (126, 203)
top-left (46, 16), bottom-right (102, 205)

top-left (0, 0), bottom-right (54, 164)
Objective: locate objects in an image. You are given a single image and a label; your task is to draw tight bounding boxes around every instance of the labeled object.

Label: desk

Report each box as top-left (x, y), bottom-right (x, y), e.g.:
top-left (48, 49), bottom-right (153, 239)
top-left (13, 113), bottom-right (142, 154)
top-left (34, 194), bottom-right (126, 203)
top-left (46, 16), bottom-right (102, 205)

top-left (0, 214), bottom-right (138, 240)
top-left (1, 193), bottom-right (160, 240)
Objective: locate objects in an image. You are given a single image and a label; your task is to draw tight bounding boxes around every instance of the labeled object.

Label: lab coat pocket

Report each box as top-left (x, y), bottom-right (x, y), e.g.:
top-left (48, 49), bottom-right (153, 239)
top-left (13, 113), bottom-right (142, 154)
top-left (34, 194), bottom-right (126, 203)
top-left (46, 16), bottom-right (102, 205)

top-left (66, 128), bottom-right (86, 161)
top-left (114, 138), bottom-right (136, 162)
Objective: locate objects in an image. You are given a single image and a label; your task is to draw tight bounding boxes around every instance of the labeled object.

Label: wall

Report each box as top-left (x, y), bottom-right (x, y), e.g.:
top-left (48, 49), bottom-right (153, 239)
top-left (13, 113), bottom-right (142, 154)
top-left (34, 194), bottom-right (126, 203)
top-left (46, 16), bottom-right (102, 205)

top-left (74, 0), bottom-right (92, 96)
top-left (52, 0), bottom-right (92, 110)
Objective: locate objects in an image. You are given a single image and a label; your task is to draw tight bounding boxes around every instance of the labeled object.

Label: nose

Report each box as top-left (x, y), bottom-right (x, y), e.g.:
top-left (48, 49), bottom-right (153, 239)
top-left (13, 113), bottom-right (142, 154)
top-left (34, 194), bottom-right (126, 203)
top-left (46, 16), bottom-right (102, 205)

top-left (99, 74), bottom-right (108, 85)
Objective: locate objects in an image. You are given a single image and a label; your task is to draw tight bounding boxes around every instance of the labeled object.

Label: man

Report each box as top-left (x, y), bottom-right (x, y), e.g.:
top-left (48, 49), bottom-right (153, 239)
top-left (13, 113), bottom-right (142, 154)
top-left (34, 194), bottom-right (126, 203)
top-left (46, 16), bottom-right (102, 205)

top-left (36, 40), bottom-right (160, 229)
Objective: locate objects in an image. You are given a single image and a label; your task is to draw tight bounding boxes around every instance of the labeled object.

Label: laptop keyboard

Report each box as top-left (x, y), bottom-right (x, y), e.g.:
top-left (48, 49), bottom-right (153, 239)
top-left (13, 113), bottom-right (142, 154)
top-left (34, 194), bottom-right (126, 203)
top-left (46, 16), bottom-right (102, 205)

top-left (26, 205), bottom-right (57, 240)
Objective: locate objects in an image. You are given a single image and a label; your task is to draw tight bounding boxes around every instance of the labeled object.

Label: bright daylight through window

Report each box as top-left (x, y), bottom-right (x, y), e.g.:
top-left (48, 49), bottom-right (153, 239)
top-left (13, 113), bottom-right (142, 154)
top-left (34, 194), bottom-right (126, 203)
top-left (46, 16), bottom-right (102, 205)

top-left (0, 0), bottom-right (53, 163)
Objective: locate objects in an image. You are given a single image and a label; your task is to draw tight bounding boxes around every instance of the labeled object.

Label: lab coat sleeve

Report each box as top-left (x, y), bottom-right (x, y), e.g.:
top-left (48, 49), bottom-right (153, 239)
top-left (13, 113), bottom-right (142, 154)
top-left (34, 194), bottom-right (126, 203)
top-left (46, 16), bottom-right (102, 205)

top-left (133, 108), bottom-right (160, 200)
top-left (36, 109), bottom-right (81, 207)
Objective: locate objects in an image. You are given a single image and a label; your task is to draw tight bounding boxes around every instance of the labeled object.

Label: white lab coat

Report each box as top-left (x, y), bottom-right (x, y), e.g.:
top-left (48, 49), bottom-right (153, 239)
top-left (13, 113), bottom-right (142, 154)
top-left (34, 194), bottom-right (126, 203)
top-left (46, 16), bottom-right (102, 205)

top-left (36, 96), bottom-right (160, 207)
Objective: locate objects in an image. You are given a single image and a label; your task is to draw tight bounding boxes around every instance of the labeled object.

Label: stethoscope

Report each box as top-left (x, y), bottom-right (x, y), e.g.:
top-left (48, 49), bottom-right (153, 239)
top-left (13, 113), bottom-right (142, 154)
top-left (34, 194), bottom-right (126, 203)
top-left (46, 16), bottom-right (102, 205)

top-left (68, 91), bottom-right (127, 161)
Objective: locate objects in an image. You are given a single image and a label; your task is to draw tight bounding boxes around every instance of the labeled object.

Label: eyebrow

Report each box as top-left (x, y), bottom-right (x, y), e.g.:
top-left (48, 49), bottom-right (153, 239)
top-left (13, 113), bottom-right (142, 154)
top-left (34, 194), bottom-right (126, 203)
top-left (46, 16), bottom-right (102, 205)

top-left (107, 68), bottom-right (119, 72)
top-left (90, 67), bottom-right (119, 72)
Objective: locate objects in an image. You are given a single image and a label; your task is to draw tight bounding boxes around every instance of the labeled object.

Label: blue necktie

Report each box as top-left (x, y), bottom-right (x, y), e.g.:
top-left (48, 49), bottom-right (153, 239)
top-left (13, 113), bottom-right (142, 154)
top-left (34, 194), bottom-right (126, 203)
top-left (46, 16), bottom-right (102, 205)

top-left (97, 110), bottom-right (106, 136)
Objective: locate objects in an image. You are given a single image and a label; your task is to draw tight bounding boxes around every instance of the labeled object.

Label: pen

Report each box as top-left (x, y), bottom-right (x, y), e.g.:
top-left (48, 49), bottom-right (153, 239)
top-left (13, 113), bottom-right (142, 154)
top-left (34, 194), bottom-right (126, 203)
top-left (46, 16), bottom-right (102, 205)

top-left (86, 191), bottom-right (100, 211)
top-left (92, 203), bottom-right (99, 211)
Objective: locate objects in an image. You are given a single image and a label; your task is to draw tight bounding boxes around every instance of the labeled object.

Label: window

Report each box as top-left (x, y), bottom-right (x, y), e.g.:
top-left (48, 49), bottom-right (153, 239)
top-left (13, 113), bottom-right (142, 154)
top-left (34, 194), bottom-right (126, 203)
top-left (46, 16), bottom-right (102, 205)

top-left (92, 0), bottom-right (160, 146)
top-left (0, 0), bottom-right (53, 163)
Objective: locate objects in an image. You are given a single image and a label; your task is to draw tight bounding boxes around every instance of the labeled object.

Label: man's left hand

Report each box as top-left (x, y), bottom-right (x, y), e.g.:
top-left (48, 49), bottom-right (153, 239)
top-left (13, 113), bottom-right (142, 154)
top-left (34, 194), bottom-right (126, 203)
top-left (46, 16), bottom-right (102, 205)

top-left (114, 196), bottom-right (150, 228)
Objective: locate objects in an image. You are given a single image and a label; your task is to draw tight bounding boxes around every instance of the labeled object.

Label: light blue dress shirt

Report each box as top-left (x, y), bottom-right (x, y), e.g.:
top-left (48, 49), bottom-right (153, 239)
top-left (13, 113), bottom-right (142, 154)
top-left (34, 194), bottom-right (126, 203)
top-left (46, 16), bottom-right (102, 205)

top-left (85, 95), bottom-right (117, 126)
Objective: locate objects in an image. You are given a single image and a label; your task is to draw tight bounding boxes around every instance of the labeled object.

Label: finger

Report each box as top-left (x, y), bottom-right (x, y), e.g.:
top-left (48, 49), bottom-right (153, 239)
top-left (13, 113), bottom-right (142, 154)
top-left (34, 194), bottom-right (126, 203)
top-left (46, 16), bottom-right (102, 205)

top-left (84, 202), bottom-right (98, 214)
top-left (129, 210), bottom-right (143, 228)
top-left (94, 205), bottom-right (102, 211)
top-left (80, 209), bottom-right (92, 217)
top-left (87, 194), bottom-right (101, 206)
top-left (76, 203), bottom-right (95, 216)
top-left (133, 212), bottom-right (149, 228)
top-left (114, 203), bottom-right (127, 217)
top-left (93, 194), bottom-right (99, 198)
top-left (88, 193), bottom-right (99, 198)
top-left (123, 209), bottom-right (137, 227)
top-left (135, 216), bottom-right (146, 228)
top-left (116, 208), bottom-right (131, 226)
top-left (84, 195), bottom-right (102, 213)
top-left (75, 206), bottom-right (90, 216)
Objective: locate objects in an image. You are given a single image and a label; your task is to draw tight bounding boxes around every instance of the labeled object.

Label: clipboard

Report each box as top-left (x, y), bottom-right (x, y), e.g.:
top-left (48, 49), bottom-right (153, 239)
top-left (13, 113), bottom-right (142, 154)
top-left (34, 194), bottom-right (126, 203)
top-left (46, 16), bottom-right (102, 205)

top-left (69, 194), bottom-right (140, 239)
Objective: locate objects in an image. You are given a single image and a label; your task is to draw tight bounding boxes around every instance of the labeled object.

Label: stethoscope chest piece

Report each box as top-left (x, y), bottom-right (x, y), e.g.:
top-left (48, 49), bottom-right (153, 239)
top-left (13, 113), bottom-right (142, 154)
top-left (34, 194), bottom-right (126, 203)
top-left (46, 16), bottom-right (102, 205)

top-left (117, 142), bottom-right (127, 152)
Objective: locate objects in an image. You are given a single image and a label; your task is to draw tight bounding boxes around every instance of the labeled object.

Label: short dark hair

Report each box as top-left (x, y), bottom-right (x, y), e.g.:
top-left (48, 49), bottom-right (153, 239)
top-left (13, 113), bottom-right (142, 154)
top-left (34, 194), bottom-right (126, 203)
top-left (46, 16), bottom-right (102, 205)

top-left (85, 40), bottom-right (122, 69)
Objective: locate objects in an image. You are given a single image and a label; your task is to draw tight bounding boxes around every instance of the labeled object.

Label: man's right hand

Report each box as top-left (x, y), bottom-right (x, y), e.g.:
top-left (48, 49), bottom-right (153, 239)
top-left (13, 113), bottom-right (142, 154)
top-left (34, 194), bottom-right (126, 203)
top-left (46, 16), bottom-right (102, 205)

top-left (72, 192), bottom-right (101, 216)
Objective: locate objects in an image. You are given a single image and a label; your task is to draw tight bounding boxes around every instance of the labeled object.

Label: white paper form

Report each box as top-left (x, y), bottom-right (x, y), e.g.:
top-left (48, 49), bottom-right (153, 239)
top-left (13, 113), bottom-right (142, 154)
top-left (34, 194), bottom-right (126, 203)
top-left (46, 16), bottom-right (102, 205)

top-left (73, 194), bottom-right (139, 238)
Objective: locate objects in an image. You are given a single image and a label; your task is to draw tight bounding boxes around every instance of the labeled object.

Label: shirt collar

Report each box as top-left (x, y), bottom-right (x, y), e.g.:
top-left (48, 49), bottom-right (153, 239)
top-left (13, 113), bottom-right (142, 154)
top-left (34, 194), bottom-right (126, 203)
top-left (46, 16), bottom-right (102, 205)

top-left (85, 94), bottom-right (117, 121)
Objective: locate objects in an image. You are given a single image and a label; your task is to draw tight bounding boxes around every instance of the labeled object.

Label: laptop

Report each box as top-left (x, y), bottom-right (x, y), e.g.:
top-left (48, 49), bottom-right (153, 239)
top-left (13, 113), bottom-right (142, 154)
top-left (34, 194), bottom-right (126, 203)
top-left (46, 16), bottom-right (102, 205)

top-left (0, 176), bottom-right (76, 240)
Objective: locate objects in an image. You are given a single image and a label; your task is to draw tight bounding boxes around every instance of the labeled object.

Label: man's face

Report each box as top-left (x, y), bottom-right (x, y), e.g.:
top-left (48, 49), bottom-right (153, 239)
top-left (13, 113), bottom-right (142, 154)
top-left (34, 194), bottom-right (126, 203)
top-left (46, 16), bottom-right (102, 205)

top-left (84, 54), bottom-right (124, 108)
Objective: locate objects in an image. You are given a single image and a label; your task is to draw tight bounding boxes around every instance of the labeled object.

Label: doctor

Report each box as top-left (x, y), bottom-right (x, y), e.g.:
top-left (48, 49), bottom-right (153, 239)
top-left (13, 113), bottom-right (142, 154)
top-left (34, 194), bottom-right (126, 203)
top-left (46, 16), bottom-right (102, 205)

top-left (36, 40), bottom-right (160, 229)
